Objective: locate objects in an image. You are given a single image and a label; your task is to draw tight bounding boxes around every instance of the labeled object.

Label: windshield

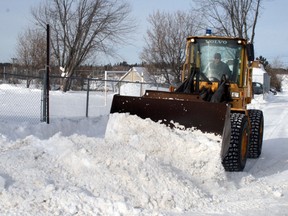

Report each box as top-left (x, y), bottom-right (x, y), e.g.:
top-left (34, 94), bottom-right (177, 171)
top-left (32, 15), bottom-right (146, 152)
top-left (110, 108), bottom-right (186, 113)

top-left (188, 38), bottom-right (243, 84)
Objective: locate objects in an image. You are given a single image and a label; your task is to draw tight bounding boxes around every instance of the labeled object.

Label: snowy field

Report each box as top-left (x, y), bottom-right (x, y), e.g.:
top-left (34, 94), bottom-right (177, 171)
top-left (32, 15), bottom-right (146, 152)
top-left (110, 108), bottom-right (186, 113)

top-left (0, 77), bottom-right (288, 215)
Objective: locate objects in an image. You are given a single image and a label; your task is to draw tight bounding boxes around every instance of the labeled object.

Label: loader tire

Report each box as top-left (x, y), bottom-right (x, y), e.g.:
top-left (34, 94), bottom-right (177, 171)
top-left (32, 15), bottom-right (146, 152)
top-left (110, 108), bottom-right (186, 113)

top-left (248, 109), bottom-right (264, 158)
top-left (222, 113), bottom-right (250, 172)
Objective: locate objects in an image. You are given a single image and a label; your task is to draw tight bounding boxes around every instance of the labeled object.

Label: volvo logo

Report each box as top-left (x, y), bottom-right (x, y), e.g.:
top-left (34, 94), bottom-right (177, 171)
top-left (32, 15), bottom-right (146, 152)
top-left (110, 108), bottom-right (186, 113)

top-left (205, 40), bottom-right (228, 45)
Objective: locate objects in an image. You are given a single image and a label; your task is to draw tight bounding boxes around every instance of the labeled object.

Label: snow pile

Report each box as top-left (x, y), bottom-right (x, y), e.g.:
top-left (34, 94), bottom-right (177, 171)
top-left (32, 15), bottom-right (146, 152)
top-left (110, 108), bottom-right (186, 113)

top-left (106, 113), bottom-right (224, 181)
top-left (105, 114), bottom-right (226, 209)
top-left (0, 114), bottom-right (226, 215)
top-left (0, 79), bottom-right (288, 215)
top-left (119, 82), bottom-right (144, 96)
top-left (119, 83), bottom-right (167, 96)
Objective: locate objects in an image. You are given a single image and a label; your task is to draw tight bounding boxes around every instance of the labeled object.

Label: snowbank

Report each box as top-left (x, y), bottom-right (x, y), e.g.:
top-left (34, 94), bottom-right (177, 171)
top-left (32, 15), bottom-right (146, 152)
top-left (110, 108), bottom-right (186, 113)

top-left (0, 79), bottom-right (288, 215)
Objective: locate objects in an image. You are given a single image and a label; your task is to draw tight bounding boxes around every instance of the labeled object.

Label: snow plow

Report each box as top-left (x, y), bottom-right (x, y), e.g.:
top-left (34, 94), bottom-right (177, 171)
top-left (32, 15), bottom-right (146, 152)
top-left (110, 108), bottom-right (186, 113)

top-left (110, 34), bottom-right (264, 172)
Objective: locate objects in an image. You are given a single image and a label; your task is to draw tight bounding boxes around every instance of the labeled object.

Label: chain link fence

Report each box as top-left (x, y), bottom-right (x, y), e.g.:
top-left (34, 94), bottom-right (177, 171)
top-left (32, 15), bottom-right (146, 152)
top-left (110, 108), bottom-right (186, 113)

top-left (0, 72), bottom-right (165, 123)
top-left (48, 75), bottom-right (163, 119)
top-left (0, 73), bottom-right (43, 123)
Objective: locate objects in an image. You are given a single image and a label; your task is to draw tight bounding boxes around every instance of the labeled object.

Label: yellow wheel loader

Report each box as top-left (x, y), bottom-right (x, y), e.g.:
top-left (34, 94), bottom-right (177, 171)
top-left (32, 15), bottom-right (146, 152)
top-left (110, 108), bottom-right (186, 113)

top-left (110, 35), bottom-right (264, 172)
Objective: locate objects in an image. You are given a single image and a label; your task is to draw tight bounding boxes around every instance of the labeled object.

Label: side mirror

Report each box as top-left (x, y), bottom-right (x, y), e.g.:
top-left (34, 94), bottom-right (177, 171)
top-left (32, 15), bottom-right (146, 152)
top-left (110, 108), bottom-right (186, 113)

top-left (247, 44), bottom-right (255, 61)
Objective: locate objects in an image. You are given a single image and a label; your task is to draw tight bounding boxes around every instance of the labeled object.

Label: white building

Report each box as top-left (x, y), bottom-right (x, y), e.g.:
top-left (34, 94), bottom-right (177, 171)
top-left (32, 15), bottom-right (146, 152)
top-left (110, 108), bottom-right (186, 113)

top-left (119, 67), bottom-right (153, 83)
top-left (252, 61), bottom-right (270, 93)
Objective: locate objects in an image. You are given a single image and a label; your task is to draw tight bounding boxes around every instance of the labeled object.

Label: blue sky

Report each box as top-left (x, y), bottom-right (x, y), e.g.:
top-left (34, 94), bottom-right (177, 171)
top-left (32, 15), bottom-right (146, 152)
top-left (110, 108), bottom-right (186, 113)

top-left (0, 0), bottom-right (287, 66)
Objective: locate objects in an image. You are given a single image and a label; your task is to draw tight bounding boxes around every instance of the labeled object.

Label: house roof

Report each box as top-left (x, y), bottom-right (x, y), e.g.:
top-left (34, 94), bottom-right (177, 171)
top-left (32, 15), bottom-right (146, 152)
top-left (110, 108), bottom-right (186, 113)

top-left (120, 67), bottom-right (152, 82)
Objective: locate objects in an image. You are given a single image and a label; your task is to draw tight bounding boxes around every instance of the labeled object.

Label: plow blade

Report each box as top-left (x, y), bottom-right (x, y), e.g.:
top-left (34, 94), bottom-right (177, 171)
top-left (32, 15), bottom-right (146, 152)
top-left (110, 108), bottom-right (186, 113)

top-left (110, 91), bottom-right (231, 136)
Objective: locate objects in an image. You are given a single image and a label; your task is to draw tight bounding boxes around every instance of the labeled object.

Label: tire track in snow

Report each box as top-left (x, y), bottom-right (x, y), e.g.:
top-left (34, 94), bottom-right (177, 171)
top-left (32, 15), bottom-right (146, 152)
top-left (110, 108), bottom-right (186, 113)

top-left (246, 93), bottom-right (288, 178)
top-left (263, 101), bottom-right (288, 139)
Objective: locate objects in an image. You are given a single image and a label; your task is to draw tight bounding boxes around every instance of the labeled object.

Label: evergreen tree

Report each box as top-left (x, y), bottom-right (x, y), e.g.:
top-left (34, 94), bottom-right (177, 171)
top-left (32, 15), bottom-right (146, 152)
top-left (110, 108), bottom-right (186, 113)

top-left (256, 56), bottom-right (269, 69)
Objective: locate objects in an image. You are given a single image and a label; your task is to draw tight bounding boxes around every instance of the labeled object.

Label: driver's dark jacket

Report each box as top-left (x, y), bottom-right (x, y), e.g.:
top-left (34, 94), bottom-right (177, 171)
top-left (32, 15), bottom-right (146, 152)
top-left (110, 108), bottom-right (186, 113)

top-left (209, 61), bottom-right (231, 79)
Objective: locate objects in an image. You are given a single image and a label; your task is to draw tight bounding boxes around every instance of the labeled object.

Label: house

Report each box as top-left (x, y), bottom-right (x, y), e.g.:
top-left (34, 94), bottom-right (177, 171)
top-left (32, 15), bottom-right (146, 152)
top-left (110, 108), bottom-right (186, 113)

top-left (117, 67), bottom-right (155, 96)
top-left (119, 67), bottom-right (153, 83)
top-left (252, 61), bottom-right (270, 93)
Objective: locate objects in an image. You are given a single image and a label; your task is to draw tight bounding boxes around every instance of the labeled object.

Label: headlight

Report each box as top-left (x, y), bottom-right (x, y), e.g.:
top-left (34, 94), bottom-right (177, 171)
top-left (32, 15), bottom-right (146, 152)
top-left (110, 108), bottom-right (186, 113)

top-left (231, 92), bottom-right (240, 98)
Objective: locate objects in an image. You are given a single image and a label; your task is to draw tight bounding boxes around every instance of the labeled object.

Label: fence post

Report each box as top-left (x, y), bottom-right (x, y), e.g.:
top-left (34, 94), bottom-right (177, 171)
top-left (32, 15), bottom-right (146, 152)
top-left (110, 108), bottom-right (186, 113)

top-left (42, 72), bottom-right (47, 122)
top-left (86, 79), bottom-right (90, 117)
top-left (45, 23), bottom-right (50, 124)
top-left (118, 81), bottom-right (121, 95)
top-left (3, 66), bottom-right (6, 83)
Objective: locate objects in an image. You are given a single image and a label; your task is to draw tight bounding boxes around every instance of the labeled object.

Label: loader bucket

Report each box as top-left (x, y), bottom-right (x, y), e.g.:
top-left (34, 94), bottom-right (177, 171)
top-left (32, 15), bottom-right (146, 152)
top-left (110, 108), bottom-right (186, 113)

top-left (110, 90), bottom-right (231, 159)
top-left (110, 90), bottom-right (231, 151)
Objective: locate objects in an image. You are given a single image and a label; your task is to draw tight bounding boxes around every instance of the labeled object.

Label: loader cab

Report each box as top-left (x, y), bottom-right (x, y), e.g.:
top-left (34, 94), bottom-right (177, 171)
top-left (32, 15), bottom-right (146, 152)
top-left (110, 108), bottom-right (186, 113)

top-left (184, 36), bottom-right (248, 88)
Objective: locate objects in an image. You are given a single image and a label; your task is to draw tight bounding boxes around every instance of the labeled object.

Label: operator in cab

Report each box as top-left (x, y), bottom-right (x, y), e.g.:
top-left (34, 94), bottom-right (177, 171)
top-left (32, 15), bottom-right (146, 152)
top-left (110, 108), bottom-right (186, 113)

top-left (207, 53), bottom-right (231, 81)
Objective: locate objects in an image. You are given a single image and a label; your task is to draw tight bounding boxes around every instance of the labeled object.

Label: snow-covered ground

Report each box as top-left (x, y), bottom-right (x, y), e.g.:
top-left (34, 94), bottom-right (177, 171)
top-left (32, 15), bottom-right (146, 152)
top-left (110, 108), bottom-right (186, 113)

top-left (0, 77), bottom-right (288, 215)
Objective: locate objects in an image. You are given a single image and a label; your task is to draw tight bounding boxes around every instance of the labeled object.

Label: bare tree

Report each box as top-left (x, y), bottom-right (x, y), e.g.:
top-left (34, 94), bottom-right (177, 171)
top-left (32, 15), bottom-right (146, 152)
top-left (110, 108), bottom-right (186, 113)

top-left (141, 10), bottom-right (201, 84)
top-left (193, 0), bottom-right (262, 43)
top-left (16, 28), bottom-right (47, 87)
top-left (270, 57), bottom-right (285, 69)
top-left (31, 0), bottom-right (134, 91)
top-left (266, 60), bottom-right (285, 92)
top-left (17, 28), bottom-right (46, 72)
